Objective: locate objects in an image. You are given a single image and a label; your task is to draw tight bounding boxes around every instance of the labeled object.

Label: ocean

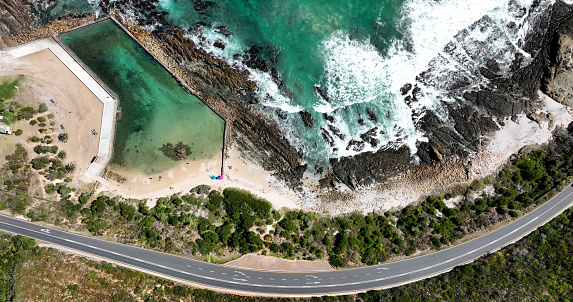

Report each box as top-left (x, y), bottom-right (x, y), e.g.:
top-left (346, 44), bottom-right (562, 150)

top-left (48, 0), bottom-right (559, 166)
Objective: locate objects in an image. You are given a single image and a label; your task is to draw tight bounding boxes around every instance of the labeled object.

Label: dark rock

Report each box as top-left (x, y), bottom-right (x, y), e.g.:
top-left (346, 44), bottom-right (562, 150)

top-left (321, 128), bottom-right (335, 146)
top-left (359, 127), bottom-right (379, 147)
top-left (213, 39), bottom-right (225, 50)
top-left (315, 85), bottom-right (330, 103)
top-left (346, 140), bottom-right (365, 152)
top-left (318, 177), bottom-right (336, 188)
top-left (323, 113), bottom-right (335, 123)
top-left (213, 25), bottom-right (231, 37)
top-left (277, 110), bottom-right (288, 120)
top-left (400, 83), bottom-right (412, 95)
top-left (330, 145), bottom-right (413, 190)
top-left (367, 109), bottom-right (378, 122)
top-left (299, 110), bottom-right (314, 128)
top-left (328, 124), bottom-right (345, 140)
top-left (357, 113), bottom-right (365, 125)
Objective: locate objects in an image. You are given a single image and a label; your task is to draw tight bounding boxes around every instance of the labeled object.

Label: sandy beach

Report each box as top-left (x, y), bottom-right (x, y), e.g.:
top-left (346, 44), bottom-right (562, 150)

top-left (98, 147), bottom-right (302, 210)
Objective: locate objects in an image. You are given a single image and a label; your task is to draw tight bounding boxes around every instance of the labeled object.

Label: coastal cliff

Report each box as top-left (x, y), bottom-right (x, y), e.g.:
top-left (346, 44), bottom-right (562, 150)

top-left (2, 0), bottom-right (573, 193)
top-left (332, 1), bottom-right (573, 189)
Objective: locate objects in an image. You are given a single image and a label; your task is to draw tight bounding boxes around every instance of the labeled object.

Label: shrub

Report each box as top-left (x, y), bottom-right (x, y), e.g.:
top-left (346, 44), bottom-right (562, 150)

top-left (14, 129), bottom-right (22, 136)
top-left (18, 106), bottom-right (34, 120)
top-left (30, 136), bottom-right (39, 142)
top-left (31, 157), bottom-right (50, 170)
top-left (38, 103), bottom-right (48, 113)
top-left (37, 116), bottom-right (46, 123)
top-left (57, 151), bottom-right (67, 159)
top-left (29, 120), bottom-right (37, 126)
top-left (58, 133), bottom-right (68, 142)
top-left (279, 218), bottom-right (296, 232)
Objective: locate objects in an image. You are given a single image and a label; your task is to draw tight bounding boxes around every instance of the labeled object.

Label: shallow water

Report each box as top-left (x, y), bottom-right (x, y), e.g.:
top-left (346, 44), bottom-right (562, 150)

top-left (61, 20), bottom-right (225, 174)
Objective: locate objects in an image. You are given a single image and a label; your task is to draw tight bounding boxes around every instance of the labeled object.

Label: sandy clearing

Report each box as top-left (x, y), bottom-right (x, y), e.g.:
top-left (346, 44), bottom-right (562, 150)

top-left (0, 48), bottom-right (103, 189)
top-left (226, 253), bottom-right (333, 271)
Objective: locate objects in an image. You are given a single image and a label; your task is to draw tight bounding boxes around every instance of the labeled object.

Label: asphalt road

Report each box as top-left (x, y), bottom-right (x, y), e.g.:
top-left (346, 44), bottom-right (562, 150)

top-left (1, 185), bottom-right (572, 297)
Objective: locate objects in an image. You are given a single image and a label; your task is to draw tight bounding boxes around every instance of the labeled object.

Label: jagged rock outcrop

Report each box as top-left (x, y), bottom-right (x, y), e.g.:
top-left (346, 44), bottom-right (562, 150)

top-left (0, 0), bottom-right (34, 47)
top-left (330, 1), bottom-right (573, 189)
top-left (544, 32), bottom-right (573, 107)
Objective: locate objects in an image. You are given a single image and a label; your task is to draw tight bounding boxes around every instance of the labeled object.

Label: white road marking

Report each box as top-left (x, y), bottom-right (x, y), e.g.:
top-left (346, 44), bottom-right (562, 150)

top-left (233, 278), bottom-right (248, 282)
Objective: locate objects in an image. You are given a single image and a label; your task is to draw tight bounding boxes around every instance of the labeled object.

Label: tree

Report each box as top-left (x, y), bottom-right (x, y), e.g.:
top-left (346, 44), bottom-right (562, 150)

top-left (279, 218), bottom-right (296, 233)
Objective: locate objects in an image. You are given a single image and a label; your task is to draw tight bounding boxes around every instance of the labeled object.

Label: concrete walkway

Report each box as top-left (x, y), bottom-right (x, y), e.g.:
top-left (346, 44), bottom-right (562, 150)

top-left (6, 37), bottom-right (115, 185)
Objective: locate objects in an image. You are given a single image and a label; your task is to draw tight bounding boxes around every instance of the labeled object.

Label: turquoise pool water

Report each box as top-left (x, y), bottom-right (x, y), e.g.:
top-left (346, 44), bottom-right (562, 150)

top-left (61, 19), bottom-right (225, 174)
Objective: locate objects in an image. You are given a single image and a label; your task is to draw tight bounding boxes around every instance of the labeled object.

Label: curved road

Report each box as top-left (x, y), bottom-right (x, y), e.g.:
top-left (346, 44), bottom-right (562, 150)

top-left (0, 185), bottom-right (572, 297)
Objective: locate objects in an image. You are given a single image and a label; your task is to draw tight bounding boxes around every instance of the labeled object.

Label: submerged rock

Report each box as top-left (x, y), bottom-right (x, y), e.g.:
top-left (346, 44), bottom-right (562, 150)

top-left (314, 85), bottom-right (330, 103)
top-left (321, 128), bottom-right (335, 146)
top-left (213, 25), bottom-right (231, 37)
top-left (323, 113), bottom-right (335, 123)
top-left (213, 39), bottom-right (225, 49)
top-left (328, 124), bottom-right (345, 140)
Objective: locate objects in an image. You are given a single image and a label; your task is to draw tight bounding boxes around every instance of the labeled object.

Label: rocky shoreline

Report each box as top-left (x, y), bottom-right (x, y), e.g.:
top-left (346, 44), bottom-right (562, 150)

top-left (2, 0), bottom-right (573, 212)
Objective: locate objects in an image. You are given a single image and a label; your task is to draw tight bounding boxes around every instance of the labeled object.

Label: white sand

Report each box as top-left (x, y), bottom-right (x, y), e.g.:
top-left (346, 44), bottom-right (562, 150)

top-left (470, 91), bottom-right (573, 178)
top-left (98, 147), bottom-right (302, 210)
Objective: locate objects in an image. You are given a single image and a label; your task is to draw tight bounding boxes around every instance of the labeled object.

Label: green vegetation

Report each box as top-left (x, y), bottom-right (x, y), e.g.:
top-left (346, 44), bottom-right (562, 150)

top-left (58, 133), bottom-right (68, 142)
top-left (7, 206), bottom-right (573, 301)
top-left (38, 103), bottom-right (48, 113)
top-left (33, 145), bottom-right (58, 155)
top-left (0, 78), bottom-right (20, 100)
top-left (14, 129), bottom-right (22, 136)
top-left (0, 233), bottom-right (37, 301)
top-left (4, 127), bottom-right (573, 268)
top-left (0, 144), bottom-right (31, 214)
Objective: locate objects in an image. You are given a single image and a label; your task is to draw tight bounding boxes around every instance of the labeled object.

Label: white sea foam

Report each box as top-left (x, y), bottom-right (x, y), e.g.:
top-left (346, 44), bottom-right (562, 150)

top-left (169, 0), bottom-right (554, 162)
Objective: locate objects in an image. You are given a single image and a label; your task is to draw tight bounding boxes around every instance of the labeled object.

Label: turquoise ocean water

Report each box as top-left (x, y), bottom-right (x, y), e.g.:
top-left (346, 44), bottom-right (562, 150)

top-left (52, 0), bottom-right (546, 167)
top-left (153, 0), bottom-right (543, 165)
top-left (61, 20), bottom-right (225, 174)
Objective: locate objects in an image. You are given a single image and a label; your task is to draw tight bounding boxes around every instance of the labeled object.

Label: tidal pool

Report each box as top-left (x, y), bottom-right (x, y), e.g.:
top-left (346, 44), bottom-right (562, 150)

top-left (61, 19), bottom-right (225, 174)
